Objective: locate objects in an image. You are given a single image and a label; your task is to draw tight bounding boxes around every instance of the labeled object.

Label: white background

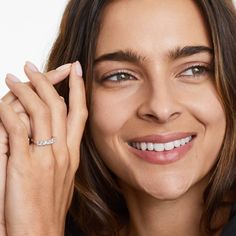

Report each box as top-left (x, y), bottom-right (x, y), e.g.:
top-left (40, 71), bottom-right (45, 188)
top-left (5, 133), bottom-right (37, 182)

top-left (0, 0), bottom-right (236, 97)
top-left (0, 0), bottom-right (68, 97)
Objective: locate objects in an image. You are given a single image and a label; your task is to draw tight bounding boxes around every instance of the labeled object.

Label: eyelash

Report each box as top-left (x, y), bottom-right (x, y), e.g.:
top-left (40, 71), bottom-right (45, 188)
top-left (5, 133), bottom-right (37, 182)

top-left (177, 64), bottom-right (212, 78)
top-left (102, 70), bottom-right (137, 83)
top-left (101, 64), bottom-right (212, 84)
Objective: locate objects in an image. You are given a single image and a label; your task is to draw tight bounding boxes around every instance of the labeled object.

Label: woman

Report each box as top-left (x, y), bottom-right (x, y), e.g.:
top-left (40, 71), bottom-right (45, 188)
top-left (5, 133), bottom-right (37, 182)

top-left (0, 0), bottom-right (236, 235)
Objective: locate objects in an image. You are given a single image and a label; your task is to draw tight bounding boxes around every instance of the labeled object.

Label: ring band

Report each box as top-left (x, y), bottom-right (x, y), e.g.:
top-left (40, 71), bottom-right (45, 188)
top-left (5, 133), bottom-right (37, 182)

top-left (30, 137), bottom-right (56, 146)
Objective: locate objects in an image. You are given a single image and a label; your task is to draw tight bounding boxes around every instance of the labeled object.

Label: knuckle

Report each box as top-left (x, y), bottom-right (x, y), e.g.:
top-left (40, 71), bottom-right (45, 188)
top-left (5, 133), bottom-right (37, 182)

top-left (37, 105), bottom-right (51, 119)
top-left (12, 122), bottom-right (27, 135)
top-left (55, 99), bottom-right (67, 115)
top-left (0, 124), bottom-right (8, 142)
top-left (80, 109), bottom-right (88, 121)
top-left (0, 143), bottom-right (8, 154)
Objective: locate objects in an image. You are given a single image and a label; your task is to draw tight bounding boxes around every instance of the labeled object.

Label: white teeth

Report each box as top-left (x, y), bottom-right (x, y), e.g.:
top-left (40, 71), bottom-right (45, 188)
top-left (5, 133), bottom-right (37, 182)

top-left (184, 137), bottom-right (190, 143)
top-left (173, 140), bottom-right (181, 147)
top-left (164, 142), bottom-right (175, 151)
top-left (136, 142), bottom-right (140, 149)
top-left (180, 138), bottom-right (185, 145)
top-left (154, 143), bottom-right (165, 151)
top-left (147, 143), bottom-right (154, 151)
top-left (130, 135), bottom-right (193, 152)
top-left (140, 142), bottom-right (147, 151)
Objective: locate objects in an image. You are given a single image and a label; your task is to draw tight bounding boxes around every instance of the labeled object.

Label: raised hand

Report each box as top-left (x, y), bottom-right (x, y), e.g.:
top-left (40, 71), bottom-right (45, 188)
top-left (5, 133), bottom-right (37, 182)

top-left (0, 123), bottom-right (7, 235)
top-left (0, 63), bottom-right (72, 236)
top-left (0, 61), bottom-right (87, 236)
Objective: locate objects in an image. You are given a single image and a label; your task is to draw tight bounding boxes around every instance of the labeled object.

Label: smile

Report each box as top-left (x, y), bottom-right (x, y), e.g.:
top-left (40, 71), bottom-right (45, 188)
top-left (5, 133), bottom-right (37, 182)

top-left (130, 135), bottom-right (192, 152)
top-left (127, 133), bottom-right (196, 164)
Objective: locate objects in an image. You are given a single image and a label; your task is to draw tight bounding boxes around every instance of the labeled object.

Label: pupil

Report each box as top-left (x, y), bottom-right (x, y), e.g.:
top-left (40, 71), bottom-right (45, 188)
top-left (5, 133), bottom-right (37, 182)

top-left (193, 67), bottom-right (201, 74)
top-left (119, 73), bottom-right (127, 80)
top-left (120, 74), bottom-right (126, 79)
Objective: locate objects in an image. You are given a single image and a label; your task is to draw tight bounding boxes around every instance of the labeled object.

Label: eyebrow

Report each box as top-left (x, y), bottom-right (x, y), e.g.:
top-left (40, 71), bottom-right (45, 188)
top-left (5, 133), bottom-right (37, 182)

top-left (94, 46), bottom-right (213, 66)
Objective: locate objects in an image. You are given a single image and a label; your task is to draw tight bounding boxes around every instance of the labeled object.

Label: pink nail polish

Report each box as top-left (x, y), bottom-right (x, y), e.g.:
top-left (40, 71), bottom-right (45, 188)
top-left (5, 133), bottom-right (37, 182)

top-left (6, 73), bottom-right (21, 83)
top-left (75, 61), bottom-right (83, 77)
top-left (56, 63), bottom-right (72, 71)
top-left (26, 61), bottom-right (38, 72)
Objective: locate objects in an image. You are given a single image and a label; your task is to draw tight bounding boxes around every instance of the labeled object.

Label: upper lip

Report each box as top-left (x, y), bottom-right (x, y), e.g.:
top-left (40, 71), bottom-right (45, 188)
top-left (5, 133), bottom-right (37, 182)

top-left (128, 132), bottom-right (196, 144)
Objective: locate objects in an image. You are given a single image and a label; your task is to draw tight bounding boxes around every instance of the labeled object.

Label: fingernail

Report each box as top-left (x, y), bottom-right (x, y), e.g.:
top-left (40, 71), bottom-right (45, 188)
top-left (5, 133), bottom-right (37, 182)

top-left (6, 73), bottom-right (21, 83)
top-left (56, 63), bottom-right (72, 71)
top-left (75, 61), bottom-right (83, 77)
top-left (25, 61), bottom-right (38, 72)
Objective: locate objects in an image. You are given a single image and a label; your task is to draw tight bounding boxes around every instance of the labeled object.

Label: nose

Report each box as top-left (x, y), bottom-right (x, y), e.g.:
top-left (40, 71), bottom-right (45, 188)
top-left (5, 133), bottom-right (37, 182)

top-left (137, 80), bottom-right (182, 124)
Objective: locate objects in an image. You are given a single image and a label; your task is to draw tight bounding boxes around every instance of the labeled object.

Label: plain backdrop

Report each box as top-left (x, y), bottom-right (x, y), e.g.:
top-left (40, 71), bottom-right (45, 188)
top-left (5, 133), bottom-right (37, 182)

top-left (0, 0), bottom-right (68, 97)
top-left (0, 0), bottom-right (236, 97)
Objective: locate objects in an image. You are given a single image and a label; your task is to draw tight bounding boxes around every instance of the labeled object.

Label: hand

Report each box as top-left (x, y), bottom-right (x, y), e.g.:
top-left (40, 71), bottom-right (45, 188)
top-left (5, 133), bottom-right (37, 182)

top-left (0, 63), bottom-right (72, 236)
top-left (2, 62), bottom-right (73, 135)
top-left (0, 123), bottom-right (7, 235)
top-left (0, 61), bottom-right (87, 236)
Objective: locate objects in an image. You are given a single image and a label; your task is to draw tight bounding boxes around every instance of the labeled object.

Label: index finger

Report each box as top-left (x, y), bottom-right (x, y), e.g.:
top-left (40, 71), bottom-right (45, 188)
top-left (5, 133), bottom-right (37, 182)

top-left (1, 63), bottom-right (72, 104)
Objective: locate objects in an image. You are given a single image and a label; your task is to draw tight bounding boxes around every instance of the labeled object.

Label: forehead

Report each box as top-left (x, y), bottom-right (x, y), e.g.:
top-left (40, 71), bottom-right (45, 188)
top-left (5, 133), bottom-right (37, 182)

top-left (96, 0), bottom-right (211, 58)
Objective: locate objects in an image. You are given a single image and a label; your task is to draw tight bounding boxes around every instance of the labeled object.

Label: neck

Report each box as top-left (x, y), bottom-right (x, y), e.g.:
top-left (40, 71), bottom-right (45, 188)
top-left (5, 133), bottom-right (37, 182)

top-left (119, 178), bottom-right (209, 236)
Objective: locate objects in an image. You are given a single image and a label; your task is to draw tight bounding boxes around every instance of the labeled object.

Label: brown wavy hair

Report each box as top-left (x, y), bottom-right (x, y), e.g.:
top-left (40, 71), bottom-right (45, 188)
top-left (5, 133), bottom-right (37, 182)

top-left (46, 0), bottom-right (236, 235)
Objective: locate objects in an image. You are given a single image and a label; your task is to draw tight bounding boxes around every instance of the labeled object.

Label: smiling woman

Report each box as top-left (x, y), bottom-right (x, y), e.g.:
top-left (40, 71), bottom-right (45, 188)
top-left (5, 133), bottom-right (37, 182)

top-left (0, 0), bottom-right (236, 236)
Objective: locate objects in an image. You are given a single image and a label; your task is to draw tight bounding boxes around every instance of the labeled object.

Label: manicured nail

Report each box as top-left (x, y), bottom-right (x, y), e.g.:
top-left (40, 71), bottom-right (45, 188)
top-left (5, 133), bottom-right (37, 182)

top-left (6, 73), bottom-right (21, 83)
top-left (25, 61), bottom-right (38, 72)
top-left (75, 61), bottom-right (83, 77)
top-left (56, 63), bottom-right (72, 71)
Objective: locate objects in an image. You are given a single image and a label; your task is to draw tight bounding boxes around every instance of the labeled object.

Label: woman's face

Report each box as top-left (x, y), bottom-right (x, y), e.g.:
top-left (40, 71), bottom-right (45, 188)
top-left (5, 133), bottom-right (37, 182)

top-left (90, 0), bottom-right (226, 200)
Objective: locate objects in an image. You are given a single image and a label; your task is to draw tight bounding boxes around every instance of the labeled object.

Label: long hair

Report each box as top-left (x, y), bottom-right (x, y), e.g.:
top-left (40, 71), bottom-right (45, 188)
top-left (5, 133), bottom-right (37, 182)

top-left (45, 0), bottom-right (236, 235)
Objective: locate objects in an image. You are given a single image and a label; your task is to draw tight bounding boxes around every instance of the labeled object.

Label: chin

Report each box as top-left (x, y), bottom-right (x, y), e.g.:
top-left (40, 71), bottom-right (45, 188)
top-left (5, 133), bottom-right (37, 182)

top-left (139, 176), bottom-right (195, 201)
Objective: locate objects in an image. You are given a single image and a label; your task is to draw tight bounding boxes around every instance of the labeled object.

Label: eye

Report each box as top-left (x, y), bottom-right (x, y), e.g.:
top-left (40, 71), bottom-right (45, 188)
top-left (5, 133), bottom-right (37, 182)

top-left (178, 65), bottom-right (211, 78)
top-left (103, 71), bottom-right (136, 83)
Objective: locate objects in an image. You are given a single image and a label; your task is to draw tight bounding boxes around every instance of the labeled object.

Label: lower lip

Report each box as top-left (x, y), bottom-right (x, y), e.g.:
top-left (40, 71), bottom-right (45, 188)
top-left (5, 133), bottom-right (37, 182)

top-left (128, 139), bottom-right (194, 165)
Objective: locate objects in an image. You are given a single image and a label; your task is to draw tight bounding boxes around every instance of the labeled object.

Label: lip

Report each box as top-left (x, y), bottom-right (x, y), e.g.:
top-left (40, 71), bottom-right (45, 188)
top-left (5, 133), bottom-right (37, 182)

top-left (127, 132), bottom-right (196, 165)
top-left (128, 132), bottom-right (196, 144)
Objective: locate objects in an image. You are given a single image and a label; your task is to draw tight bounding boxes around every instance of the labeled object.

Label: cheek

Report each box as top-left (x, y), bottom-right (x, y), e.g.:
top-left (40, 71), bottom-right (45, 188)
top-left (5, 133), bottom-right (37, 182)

top-left (182, 82), bottom-right (226, 130)
top-left (90, 87), bottom-right (140, 136)
top-left (183, 84), bottom-right (226, 172)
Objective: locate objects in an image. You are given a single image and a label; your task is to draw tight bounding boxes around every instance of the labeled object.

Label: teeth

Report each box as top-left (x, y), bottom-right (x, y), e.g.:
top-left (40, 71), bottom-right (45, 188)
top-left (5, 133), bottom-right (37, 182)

top-left (173, 140), bottom-right (181, 147)
top-left (180, 138), bottom-right (185, 145)
top-left (164, 142), bottom-right (175, 151)
top-left (130, 135), bottom-right (192, 152)
top-left (136, 142), bottom-right (140, 149)
top-left (140, 142), bottom-right (147, 151)
top-left (154, 143), bottom-right (164, 151)
top-left (147, 143), bottom-right (154, 151)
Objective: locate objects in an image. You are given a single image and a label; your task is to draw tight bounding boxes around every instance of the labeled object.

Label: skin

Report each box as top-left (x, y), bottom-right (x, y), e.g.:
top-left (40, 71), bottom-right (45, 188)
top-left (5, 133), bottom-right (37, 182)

top-left (0, 62), bottom-right (88, 236)
top-left (0, 64), bottom-right (73, 235)
top-left (91, 0), bottom-right (226, 235)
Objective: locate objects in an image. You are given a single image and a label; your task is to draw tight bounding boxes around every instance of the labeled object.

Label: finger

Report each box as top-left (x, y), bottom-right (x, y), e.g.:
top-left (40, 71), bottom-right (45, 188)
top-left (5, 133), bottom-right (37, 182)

top-left (5, 75), bottom-right (52, 154)
top-left (0, 100), bottom-right (29, 160)
top-left (0, 153), bottom-right (7, 229)
top-left (1, 63), bottom-right (71, 104)
top-left (0, 122), bottom-right (8, 226)
top-left (45, 63), bottom-right (72, 84)
top-left (24, 62), bottom-right (68, 158)
top-left (8, 98), bottom-right (25, 113)
top-left (6, 101), bottom-right (33, 138)
top-left (67, 61), bottom-right (88, 169)
top-left (18, 112), bottom-right (31, 137)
